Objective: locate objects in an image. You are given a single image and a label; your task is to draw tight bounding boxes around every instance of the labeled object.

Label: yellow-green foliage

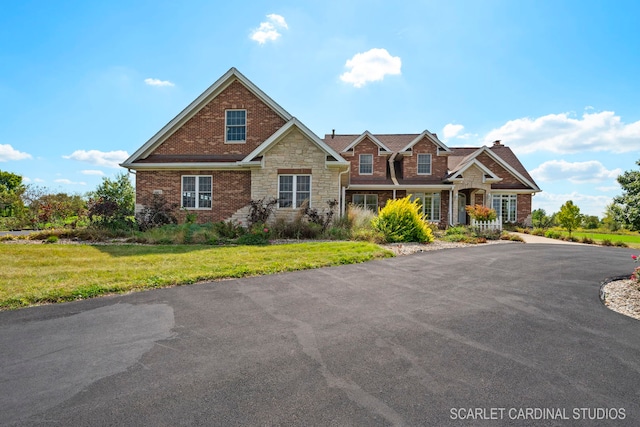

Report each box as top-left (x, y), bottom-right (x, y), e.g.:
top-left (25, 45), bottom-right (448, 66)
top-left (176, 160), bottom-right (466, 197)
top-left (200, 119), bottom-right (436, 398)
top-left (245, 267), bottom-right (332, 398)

top-left (372, 196), bottom-right (434, 243)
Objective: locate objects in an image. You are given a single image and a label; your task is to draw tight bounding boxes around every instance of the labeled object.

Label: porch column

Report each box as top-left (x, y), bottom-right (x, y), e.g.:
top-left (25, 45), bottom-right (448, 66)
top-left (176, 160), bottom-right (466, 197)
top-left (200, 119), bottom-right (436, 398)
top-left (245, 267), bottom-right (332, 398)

top-left (452, 189), bottom-right (459, 225)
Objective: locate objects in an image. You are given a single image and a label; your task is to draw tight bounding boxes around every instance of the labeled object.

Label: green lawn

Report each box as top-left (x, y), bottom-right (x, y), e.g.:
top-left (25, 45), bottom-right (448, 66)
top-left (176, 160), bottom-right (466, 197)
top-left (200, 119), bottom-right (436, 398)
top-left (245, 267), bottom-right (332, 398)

top-left (0, 242), bottom-right (393, 310)
top-left (568, 231), bottom-right (640, 248)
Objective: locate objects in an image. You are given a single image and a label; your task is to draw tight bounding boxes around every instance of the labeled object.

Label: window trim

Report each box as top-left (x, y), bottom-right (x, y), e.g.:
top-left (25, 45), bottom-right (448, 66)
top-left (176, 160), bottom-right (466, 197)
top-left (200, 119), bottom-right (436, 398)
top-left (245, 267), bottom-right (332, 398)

top-left (359, 154), bottom-right (373, 175)
top-left (417, 153), bottom-right (432, 175)
top-left (352, 194), bottom-right (378, 212)
top-left (492, 194), bottom-right (517, 223)
top-left (181, 175), bottom-right (212, 210)
top-left (225, 109), bottom-right (247, 144)
top-left (277, 174), bottom-right (312, 208)
top-left (411, 192), bottom-right (441, 222)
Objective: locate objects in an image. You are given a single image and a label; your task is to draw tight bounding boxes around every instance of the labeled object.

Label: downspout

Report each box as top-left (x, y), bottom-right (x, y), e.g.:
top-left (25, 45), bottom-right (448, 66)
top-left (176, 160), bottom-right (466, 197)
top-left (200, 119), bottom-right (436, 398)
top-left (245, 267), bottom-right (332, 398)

top-left (388, 152), bottom-right (399, 186)
top-left (338, 166), bottom-right (350, 216)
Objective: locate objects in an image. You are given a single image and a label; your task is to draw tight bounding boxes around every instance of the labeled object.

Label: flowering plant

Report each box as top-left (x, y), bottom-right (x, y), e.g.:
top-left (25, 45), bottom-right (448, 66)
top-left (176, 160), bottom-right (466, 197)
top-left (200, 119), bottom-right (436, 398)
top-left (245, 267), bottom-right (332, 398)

top-left (632, 255), bottom-right (640, 283)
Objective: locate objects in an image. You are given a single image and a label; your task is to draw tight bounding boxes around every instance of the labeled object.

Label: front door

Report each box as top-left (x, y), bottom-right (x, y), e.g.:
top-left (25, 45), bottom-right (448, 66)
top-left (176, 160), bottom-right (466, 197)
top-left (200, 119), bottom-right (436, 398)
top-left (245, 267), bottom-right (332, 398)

top-left (458, 193), bottom-right (467, 225)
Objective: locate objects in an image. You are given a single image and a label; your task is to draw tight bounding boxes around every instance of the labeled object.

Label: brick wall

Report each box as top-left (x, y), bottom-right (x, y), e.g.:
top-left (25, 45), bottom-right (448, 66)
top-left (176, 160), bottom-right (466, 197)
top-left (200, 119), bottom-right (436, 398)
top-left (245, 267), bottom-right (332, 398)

top-left (402, 137), bottom-right (448, 179)
top-left (154, 80), bottom-right (286, 157)
top-left (343, 138), bottom-right (389, 178)
top-left (476, 152), bottom-right (526, 187)
top-left (135, 169), bottom-right (251, 223)
top-left (517, 193), bottom-right (532, 224)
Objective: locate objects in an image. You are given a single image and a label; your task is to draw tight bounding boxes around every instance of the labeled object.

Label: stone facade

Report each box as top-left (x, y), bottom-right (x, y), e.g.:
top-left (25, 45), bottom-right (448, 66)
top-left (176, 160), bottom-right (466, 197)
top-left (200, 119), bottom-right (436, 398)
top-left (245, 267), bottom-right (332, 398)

top-left (250, 127), bottom-right (344, 222)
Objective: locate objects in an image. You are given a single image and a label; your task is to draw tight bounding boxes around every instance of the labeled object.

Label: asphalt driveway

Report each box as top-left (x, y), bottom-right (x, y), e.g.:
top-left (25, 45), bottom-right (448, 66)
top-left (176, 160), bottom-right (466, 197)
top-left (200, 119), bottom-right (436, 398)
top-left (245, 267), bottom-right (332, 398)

top-left (1, 242), bottom-right (639, 426)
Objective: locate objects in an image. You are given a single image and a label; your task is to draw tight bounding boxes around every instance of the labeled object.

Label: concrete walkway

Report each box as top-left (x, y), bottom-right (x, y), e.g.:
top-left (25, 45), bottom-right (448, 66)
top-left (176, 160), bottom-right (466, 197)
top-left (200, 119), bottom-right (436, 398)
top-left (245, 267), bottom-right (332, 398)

top-left (511, 231), bottom-right (585, 245)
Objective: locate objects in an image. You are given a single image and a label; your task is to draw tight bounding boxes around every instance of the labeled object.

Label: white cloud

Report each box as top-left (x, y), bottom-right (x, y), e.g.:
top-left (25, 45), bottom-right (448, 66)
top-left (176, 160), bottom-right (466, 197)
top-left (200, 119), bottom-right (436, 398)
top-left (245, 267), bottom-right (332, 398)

top-left (144, 78), bottom-right (175, 87)
top-left (33, 178), bottom-right (45, 183)
top-left (441, 123), bottom-right (476, 142)
top-left (340, 48), bottom-right (402, 88)
top-left (250, 14), bottom-right (288, 44)
top-left (596, 185), bottom-right (620, 192)
top-left (530, 160), bottom-right (621, 183)
top-left (533, 191), bottom-right (611, 216)
top-left (54, 179), bottom-right (87, 186)
top-left (483, 111), bottom-right (640, 154)
top-left (81, 169), bottom-right (106, 176)
top-left (0, 144), bottom-right (32, 161)
top-left (63, 150), bottom-right (129, 168)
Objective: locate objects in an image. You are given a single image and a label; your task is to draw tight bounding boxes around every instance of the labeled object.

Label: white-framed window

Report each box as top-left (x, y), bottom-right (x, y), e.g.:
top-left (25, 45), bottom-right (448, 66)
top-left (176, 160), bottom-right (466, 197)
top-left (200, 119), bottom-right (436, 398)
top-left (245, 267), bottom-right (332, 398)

top-left (278, 175), bottom-right (311, 208)
top-left (492, 194), bottom-right (517, 222)
top-left (411, 192), bottom-right (441, 221)
top-left (182, 175), bottom-right (212, 209)
top-left (417, 154), bottom-right (432, 175)
top-left (225, 109), bottom-right (246, 143)
top-left (359, 154), bottom-right (373, 175)
top-left (352, 194), bottom-right (378, 212)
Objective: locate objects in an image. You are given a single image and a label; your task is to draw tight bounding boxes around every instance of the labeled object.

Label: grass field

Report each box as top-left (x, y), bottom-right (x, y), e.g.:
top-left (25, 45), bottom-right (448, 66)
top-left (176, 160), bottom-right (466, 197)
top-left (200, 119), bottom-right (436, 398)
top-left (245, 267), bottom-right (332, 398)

top-left (565, 231), bottom-right (640, 248)
top-left (0, 242), bottom-right (392, 310)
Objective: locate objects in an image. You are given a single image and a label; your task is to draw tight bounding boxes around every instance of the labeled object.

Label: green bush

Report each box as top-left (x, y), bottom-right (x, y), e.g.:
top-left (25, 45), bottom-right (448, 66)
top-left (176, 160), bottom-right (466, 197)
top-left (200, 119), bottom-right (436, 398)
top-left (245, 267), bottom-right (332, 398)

top-left (614, 241), bottom-right (629, 247)
top-left (532, 228), bottom-right (546, 236)
top-left (372, 196), bottom-right (434, 243)
top-left (544, 230), bottom-right (562, 239)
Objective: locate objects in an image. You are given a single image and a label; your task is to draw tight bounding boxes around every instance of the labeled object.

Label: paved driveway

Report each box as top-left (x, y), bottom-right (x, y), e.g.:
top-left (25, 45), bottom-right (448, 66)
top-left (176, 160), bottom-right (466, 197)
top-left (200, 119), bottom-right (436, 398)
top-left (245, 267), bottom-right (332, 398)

top-left (1, 243), bottom-right (639, 426)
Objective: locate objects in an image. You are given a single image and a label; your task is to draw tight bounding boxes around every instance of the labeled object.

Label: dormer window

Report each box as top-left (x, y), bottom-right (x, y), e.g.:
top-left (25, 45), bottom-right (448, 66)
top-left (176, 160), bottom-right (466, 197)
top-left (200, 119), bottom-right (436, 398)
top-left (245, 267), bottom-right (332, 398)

top-left (225, 110), bottom-right (246, 143)
top-left (359, 154), bottom-right (373, 175)
top-left (417, 154), bottom-right (432, 175)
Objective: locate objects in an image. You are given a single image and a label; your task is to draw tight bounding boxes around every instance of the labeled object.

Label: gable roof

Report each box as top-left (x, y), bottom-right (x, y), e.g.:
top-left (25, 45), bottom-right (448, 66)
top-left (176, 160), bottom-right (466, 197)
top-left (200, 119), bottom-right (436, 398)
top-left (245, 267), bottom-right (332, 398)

top-left (121, 67), bottom-right (293, 168)
top-left (399, 130), bottom-right (452, 153)
top-left (448, 146), bottom-right (540, 191)
top-left (446, 159), bottom-right (502, 183)
top-left (340, 131), bottom-right (392, 153)
top-left (241, 118), bottom-right (348, 165)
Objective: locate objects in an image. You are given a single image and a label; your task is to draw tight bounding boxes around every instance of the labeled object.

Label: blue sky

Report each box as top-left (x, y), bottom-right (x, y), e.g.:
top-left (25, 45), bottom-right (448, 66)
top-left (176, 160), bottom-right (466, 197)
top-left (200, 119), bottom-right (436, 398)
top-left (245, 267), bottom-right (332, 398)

top-left (2, 0), bottom-right (639, 216)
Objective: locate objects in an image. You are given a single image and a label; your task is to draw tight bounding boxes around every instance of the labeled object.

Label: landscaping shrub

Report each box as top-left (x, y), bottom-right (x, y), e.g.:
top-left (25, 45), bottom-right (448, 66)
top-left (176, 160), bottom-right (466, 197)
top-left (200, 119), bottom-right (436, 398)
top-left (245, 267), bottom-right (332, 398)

top-left (465, 205), bottom-right (497, 221)
top-left (614, 241), bottom-right (629, 247)
top-left (544, 230), bottom-right (562, 239)
top-left (580, 236), bottom-right (594, 244)
top-left (372, 196), bottom-right (433, 243)
top-left (212, 220), bottom-right (245, 239)
top-left (136, 194), bottom-right (178, 231)
top-left (302, 199), bottom-right (339, 231)
top-left (247, 197), bottom-right (277, 227)
top-left (602, 239), bottom-right (613, 246)
top-left (532, 228), bottom-right (546, 236)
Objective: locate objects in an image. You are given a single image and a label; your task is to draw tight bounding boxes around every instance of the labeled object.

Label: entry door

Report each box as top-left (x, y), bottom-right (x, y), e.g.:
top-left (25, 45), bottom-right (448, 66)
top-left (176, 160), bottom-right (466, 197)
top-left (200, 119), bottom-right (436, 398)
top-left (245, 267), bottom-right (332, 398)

top-left (458, 193), bottom-right (467, 224)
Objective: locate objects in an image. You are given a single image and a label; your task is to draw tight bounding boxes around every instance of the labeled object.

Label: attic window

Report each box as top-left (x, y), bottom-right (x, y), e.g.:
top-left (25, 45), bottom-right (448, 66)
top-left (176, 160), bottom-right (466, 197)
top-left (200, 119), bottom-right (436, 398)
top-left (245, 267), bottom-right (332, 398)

top-left (225, 110), bottom-right (246, 143)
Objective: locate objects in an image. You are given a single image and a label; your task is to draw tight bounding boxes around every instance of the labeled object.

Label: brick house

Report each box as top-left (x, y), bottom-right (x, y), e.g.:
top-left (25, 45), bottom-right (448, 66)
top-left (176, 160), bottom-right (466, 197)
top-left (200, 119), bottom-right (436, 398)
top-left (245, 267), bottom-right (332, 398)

top-left (121, 68), bottom-right (540, 226)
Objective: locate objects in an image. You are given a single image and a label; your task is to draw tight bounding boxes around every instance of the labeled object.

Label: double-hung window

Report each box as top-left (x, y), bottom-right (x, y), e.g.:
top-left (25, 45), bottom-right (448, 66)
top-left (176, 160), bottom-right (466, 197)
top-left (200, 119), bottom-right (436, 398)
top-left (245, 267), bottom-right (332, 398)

top-left (411, 192), bottom-right (441, 221)
top-left (417, 154), bottom-right (432, 175)
top-left (492, 194), bottom-right (517, 222)
top-left (352, 194), bottom-right (378, 212)
top-left (359, 154), bottom-right (373, 175)
top-left (278, 175), bottom-right (311, 208)
top-left (225, 110), bottom-right (246, 143)
top-left (182, 176), bottom-right (212, 209)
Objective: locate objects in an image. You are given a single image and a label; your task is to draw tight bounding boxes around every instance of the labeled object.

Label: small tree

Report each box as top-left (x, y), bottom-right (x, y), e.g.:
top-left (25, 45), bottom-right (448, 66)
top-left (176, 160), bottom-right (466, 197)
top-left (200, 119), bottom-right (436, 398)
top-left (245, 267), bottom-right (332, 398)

top-left (602, 203), bottom-right (622, 231)
top-left (88, 172), bottom-right (135, 230)
top-left (557, 200), bottom-right (582, 237)
top-left (531, 208), bottom-right (553, 229)
top-left (0, 170), bottom-right (26, 217)
top-left (136, 194), bottom-right (178, 231)
top-left (612, 159), bottom-right (640, 231)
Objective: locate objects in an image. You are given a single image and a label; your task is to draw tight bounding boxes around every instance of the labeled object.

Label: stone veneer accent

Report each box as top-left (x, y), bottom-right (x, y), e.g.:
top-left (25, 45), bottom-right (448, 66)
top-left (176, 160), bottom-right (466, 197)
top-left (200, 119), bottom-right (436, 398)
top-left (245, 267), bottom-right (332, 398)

top-left (250, 127), bottom-right (345, 222)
